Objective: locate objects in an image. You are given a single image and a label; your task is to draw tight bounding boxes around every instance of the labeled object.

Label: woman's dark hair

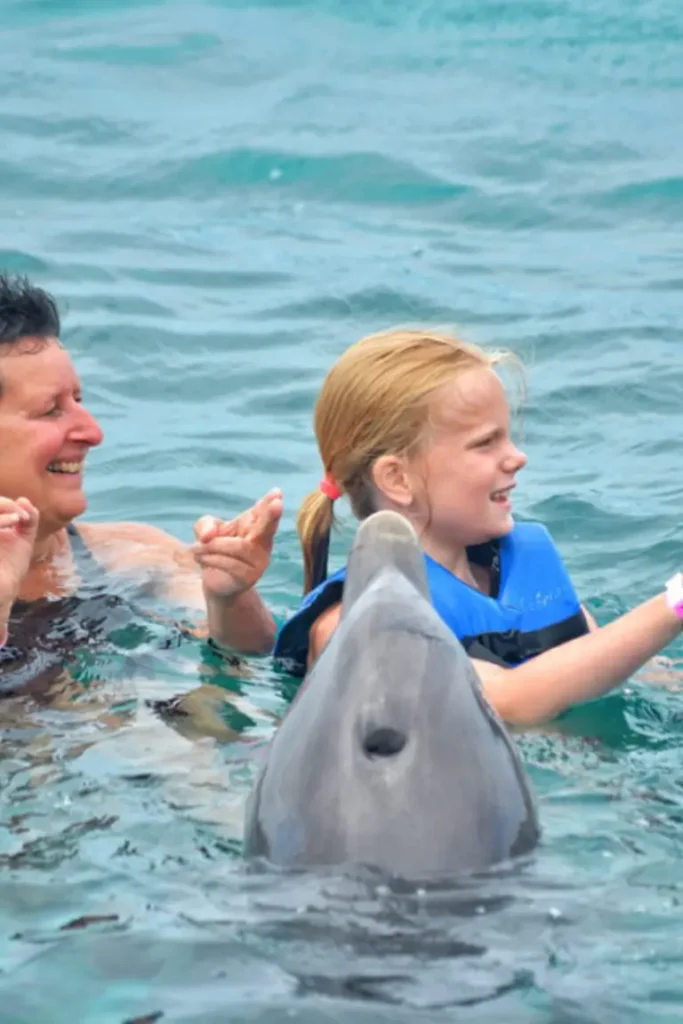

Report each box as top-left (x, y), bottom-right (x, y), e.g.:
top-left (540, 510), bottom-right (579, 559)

top-left (0, 272), bottom-right (61, 347)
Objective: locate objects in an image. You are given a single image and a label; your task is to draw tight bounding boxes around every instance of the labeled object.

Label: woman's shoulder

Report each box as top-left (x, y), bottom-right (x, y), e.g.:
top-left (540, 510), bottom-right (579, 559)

top-left (75, 519), bottom-right (191, 573)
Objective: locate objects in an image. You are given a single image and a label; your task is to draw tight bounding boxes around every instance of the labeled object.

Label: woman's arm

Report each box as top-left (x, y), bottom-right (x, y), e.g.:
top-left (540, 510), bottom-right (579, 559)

top-left (0, 497), bottom-right (40, 645)
top-left (78, 489), bottom-right (283, 656)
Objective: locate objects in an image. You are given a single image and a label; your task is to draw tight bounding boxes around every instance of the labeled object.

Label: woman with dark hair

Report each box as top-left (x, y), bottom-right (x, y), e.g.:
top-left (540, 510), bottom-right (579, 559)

top-left (0, 272), bottom-right (279, 698)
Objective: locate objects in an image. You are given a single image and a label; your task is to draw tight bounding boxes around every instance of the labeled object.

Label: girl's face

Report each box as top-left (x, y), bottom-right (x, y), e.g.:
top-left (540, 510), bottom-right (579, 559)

top-left (407, 366), bottom-right (528, 551)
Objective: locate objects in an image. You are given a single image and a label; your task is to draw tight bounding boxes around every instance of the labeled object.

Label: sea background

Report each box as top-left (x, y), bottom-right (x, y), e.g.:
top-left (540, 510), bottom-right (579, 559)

top-left (1, 0), bottom-right (683, 1020)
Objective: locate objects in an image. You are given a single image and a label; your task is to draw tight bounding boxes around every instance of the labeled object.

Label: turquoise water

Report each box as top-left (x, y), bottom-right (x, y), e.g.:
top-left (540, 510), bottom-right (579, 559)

top-left (2, 0), bottom-right (683, 1018)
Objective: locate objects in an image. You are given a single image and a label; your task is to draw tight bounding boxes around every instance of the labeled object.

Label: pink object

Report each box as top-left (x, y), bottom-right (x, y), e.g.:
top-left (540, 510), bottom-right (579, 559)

top-left (320, 476), bottom-right (342, 501)
top-left (666, 572), bottom-right (683, 622)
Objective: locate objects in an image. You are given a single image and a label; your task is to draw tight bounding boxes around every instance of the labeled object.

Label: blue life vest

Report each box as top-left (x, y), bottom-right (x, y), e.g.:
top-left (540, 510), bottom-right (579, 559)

top-left (273, 521), bottom-right (588, 678)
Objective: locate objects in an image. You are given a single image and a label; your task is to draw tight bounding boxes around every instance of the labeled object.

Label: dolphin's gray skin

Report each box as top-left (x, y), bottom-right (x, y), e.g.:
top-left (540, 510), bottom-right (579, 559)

top-left (244, 510), bottom-right (540, 878)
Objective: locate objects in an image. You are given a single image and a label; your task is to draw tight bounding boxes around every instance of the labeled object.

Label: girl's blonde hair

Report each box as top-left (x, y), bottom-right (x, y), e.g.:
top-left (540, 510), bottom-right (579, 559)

top-left (297, 328), bottom-right (520, 594)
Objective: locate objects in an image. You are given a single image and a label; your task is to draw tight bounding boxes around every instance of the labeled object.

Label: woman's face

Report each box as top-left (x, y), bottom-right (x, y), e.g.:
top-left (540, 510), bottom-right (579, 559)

top-left (0, 338), bottom-right (103, 534)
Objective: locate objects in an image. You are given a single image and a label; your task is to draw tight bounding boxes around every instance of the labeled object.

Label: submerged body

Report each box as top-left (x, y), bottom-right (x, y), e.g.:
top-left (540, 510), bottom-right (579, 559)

top-left (244, 511), bottom-right (540, 879)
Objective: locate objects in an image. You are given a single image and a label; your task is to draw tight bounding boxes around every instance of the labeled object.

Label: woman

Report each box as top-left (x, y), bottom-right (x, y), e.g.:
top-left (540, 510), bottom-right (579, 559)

top-left (0, 272), bottom-right (278, 697)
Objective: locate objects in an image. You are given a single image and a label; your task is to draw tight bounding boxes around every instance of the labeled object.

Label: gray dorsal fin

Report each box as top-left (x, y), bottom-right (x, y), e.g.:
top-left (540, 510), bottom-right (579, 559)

top-left (341, 510), bottom-right (430, 619)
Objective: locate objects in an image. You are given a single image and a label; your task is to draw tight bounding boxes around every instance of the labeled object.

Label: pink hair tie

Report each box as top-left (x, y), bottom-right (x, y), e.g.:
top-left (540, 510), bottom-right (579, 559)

top-left (320, 475), bottom-right (342, 501)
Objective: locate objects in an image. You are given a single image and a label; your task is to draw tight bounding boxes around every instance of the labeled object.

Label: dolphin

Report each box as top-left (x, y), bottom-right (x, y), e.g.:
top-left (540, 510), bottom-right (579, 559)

top-left (244, 510), bottom-right (540, 879)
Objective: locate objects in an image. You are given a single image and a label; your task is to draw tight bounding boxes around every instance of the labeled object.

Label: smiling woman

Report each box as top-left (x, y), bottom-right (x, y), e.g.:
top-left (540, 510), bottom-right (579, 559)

top-left (0, 322), bottom-right (104, 533)
top-left (0, 273), bottom-right (279, 699)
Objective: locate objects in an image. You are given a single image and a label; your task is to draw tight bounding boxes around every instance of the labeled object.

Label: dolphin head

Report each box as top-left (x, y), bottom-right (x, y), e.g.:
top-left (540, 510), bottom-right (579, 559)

top-left (244, 511), bottom-right (540, 879)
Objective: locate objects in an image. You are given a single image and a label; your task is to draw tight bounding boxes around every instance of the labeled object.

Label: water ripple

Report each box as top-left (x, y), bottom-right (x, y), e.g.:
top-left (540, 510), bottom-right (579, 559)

top-left (1, 0), bottom-right (683, 1018)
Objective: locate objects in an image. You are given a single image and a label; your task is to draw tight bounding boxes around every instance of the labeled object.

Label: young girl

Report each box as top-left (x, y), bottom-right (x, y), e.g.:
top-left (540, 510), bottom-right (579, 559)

top-left (265, 328), bottom-right (683, 726)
